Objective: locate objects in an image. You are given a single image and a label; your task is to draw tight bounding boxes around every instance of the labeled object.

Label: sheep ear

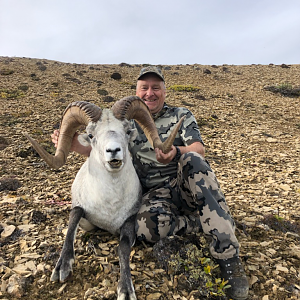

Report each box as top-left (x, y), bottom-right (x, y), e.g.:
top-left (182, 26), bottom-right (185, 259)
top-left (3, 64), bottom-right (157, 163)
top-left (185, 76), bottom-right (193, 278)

top-left (127, 128), bottom-right (138, 141)
top-left (78, 134), bottom-right (92, 146)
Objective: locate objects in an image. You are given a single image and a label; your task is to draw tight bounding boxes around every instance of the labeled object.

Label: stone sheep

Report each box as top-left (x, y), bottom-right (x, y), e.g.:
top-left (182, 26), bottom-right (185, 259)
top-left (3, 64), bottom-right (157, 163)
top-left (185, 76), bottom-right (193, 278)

top-left (24, 96), bottom-right (184, 300)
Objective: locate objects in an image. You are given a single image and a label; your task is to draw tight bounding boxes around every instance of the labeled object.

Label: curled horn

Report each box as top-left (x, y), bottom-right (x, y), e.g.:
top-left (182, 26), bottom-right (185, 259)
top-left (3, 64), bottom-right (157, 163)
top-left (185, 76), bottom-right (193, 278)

top-left (24, 101), bottom-right (102, 169)
top-left (112, 96), bottom-right (185, 153)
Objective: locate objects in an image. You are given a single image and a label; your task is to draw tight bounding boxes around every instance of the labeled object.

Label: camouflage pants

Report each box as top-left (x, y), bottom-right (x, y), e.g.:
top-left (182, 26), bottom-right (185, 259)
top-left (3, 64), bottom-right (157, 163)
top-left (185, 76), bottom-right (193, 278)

top-left (136, 152), bottom-right (240, 259)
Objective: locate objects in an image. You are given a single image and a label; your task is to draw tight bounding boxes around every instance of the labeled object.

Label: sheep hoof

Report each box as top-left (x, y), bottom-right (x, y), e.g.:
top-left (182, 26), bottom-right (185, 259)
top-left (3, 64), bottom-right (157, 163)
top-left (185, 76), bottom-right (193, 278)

top-left (50, 269), bottom-right (59, 282)
top-left (117, 293), bottom-right (137, 300)
top-left (117, 285), bottom-right (137, 300)
top-left (50, 257), bottom-right (74, 282)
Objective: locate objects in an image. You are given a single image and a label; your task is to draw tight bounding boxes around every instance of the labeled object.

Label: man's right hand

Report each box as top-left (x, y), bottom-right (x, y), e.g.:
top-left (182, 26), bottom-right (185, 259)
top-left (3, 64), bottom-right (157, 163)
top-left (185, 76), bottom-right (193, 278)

top-left (51, 130), bottom-right (91, 157)
top-left (51, 130), bottom-right (80, 152)
top-left (51, 130), bottom-right (60, 148)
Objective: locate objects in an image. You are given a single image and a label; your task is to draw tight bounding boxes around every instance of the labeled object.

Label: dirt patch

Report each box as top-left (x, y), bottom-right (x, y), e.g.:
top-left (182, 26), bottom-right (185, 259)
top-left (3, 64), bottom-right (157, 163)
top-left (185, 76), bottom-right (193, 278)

top-left (1, 57), bottom-right (300, 299)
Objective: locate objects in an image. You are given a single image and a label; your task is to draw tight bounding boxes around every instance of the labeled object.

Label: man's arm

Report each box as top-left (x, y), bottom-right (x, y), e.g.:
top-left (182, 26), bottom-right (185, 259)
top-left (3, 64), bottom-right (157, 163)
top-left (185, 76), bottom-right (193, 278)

top-left (51, 130), bottom-right (92, 157)
top-left (155, 141), bottom-right (205, 164)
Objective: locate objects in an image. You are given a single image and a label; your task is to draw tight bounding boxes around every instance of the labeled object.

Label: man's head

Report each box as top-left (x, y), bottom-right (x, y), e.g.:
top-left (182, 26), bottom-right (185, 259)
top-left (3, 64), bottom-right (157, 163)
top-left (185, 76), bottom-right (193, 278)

top-left (136, 66), bottom-right (166, 115)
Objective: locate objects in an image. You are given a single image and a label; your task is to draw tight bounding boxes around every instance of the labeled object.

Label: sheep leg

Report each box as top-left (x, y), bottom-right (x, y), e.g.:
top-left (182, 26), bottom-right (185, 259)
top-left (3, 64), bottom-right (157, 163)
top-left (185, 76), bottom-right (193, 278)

top-left (51, 206), bottom-right (84, 282)
top-left (117, 214), bottom-right (137, 300)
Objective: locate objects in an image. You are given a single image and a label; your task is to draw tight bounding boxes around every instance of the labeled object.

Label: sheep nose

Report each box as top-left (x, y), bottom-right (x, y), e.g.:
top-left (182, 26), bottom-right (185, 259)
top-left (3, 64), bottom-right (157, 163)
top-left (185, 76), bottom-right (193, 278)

top-left (106, 148), bottom-right (121, 155)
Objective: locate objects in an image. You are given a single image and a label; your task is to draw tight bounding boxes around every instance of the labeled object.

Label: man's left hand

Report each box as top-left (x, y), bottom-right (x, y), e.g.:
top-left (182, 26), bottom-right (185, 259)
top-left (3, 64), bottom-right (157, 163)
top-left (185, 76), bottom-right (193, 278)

top-left (155, 146), bottom-right (177, 164)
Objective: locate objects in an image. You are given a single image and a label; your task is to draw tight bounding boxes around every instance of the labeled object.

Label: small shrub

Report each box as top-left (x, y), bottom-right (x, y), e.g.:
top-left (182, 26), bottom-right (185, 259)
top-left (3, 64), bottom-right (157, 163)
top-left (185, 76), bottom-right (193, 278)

top-left (12, 111), bottom-right (33, 117)
top-left (0, 136), bottom-right (9, 150)
top-left (0, 89), bottom-right (24, 99)
top-left (264, 83), bottom-right (300, 97)
top-left (97, 89), bottom-right (108, 96)
top-left (0, 69), bottom-right (14, 75)
top-left (197, 118), bottom-right (208, 127)
top-left (262, 214), bottom-right (300, 234)
top-left (153, 236), bottom-right (229, 298)
top-left (103, 96), bottom-right (114, 103)
top-left (0, 177), bottom-right (22, 191)
top-left (167, 243), bottom-right (230, 297)
top-left (168, 85), bottom-right (200, 92)
top-left (18, 84), bottom-right (29, 92)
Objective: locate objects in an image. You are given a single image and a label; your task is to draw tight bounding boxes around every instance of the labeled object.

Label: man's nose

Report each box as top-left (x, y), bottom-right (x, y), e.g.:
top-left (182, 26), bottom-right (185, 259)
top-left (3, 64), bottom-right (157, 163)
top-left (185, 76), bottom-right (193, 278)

top-left (146, 87), bottom-right (154, 96)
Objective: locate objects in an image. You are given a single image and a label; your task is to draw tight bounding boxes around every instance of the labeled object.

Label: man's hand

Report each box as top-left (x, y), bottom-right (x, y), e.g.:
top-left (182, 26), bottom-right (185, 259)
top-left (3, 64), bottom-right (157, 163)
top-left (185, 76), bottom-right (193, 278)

top-left (155, 146), bottom-right (177, 164)
top-left (51, 130), bottom-right (91, 156)
top-left (51, 130), bottom-right (60, 148)
top-left (154, 142), bottom-right (205, 165)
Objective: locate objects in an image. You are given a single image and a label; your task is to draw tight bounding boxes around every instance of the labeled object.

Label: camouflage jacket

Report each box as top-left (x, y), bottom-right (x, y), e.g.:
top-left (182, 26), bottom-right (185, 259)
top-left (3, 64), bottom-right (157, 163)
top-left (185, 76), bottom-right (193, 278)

top-left (129, 103), bottom-right (204, 191)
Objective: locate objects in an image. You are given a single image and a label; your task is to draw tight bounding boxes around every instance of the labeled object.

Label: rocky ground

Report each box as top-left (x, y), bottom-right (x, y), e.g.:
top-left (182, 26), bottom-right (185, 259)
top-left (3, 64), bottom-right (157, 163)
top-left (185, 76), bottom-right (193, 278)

top-left (0, 57), bottom-right (299, 300)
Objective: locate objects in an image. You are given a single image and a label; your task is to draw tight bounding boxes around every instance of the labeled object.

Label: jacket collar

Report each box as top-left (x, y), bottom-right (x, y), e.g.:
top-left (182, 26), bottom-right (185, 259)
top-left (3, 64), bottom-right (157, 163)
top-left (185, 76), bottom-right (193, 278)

top-left (152, 103), bottom-right (168, 120)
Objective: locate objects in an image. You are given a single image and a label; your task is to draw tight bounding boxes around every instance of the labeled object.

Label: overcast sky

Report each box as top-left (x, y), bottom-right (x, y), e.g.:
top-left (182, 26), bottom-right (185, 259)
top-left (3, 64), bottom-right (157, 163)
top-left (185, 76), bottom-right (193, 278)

top-left (1, 0), bottom-right (300, 65)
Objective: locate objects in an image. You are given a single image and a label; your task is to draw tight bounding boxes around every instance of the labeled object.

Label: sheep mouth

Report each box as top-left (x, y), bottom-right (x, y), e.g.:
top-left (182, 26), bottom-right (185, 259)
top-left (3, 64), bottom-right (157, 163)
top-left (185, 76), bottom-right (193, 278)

top-left (108, 159), bottom-right (122, 168)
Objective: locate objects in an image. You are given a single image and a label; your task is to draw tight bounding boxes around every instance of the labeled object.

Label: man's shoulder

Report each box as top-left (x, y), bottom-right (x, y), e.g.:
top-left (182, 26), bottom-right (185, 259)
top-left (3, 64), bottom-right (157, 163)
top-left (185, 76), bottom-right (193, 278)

top-left (165, 105), bottom-right (193, 117)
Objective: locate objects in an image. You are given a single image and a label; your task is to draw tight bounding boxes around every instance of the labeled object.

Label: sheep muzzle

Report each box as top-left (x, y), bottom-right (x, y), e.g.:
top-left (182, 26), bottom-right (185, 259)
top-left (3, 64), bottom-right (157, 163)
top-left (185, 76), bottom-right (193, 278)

top-left (108, 159), bottom-right (123, 168)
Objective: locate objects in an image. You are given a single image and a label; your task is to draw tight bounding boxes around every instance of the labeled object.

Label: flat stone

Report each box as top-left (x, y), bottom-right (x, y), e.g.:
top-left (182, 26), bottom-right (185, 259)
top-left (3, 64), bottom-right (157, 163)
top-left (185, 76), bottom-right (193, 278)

top-left (1, 224), bottom-right (16, 238)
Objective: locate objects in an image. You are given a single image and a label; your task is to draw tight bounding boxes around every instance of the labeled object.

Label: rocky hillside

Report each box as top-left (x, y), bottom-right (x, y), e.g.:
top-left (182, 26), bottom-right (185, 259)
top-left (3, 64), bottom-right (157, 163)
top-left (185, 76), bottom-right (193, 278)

top-left (0, 57), bottom-right (300, 299)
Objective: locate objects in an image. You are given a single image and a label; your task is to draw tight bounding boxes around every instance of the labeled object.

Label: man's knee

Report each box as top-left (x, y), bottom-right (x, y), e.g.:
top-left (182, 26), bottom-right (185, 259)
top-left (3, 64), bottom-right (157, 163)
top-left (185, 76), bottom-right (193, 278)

top-left (181, 151), bottom-right (210, 170)
top-left (136, 208), bottom-right (173, 243)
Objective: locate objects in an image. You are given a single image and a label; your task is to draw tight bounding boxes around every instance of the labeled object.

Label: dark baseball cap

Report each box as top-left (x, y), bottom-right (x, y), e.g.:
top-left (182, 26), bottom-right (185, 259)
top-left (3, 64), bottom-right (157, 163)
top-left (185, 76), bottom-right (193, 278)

top-left (137, 66), bottom-right (164, 81)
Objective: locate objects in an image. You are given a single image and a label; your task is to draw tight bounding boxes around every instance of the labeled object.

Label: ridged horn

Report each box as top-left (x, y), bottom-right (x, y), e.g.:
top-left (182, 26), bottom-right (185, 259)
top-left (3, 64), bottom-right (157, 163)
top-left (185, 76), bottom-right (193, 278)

top-left (111, 96), bottom-right (185, 153)
top-left (24, 101), bottom-right (102, 169)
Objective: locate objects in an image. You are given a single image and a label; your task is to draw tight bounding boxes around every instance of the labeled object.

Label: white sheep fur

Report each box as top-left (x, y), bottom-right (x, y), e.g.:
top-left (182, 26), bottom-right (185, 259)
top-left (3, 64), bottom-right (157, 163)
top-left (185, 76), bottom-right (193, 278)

top-left (51, 109), bottom-right (141, 300)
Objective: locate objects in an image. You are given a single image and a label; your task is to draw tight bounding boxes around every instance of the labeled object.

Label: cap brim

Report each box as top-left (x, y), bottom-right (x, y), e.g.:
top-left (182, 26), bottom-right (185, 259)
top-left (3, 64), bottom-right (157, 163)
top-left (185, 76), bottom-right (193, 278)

top-left (137, 72), bottom-right (164, 81)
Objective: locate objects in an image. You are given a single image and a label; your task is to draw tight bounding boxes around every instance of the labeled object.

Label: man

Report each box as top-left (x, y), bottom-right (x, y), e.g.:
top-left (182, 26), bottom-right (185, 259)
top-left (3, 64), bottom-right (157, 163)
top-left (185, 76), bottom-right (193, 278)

top-left (52, 66), bottom-right (249, 300)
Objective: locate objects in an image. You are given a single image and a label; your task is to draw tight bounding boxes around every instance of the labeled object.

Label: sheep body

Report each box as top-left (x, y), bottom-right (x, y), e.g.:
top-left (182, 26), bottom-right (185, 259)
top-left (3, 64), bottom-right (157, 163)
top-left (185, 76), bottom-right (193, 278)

top-left (51, 110), bottom-right (141, 300)
top-left (72, 146), bottom-right (141, 234)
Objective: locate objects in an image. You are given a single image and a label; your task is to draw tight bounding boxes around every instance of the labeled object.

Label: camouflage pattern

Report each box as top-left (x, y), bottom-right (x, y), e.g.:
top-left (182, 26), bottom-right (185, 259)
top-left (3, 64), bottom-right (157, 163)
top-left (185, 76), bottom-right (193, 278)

top-left (137, 66), bottom-right (165, 81)
top-left (130, 103), bottom-right (239, 260)
top-left (136, 152), bottom-right (239, 260)
top-left (129, 103), bottom-right (203, 190)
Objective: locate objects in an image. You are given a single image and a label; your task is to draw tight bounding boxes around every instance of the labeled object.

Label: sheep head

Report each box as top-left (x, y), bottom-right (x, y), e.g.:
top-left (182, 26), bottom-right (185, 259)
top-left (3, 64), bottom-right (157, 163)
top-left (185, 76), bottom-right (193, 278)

top-left (24, 96), bottom-right (184, 169)
top-left (79, 111), bottom-right (137, 172)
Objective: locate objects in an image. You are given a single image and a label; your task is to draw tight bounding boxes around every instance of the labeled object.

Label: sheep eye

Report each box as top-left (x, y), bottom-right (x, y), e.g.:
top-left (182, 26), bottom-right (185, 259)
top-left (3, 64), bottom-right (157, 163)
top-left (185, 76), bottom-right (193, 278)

top-left (88, 134), bottom-right (93, 139)
top-left (126, 130), bottom-right (131, 135)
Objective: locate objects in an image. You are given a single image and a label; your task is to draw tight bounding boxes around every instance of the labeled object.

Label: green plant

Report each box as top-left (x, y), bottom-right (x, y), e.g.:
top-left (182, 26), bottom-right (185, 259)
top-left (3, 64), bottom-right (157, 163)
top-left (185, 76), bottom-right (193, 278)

top-left (206, 278), bottom-right (231, 297)
top-left (0, 89), bottom-right (25, 99)
top-left (167, 243), bottom-right (230, 297)
top-left (277, 82), bottom-right (293, 89)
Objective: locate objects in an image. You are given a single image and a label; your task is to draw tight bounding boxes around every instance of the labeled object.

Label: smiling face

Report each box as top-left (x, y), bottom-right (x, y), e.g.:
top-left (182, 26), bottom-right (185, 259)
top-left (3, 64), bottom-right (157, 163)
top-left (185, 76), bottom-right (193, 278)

top-left (136, 74), bottom-right (166, 115)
